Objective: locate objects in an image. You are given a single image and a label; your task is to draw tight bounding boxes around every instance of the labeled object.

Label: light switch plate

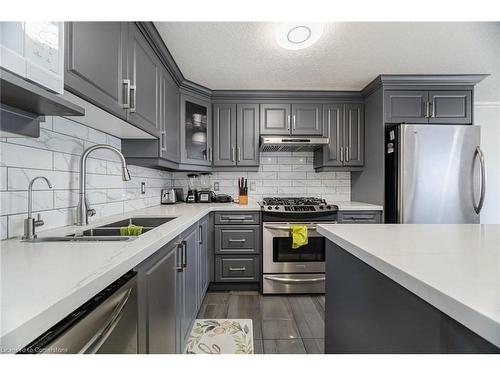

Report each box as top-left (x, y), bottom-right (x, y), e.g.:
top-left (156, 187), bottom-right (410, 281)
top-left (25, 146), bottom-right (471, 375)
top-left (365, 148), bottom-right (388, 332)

top-left (250, 181), bottom-right (256, 191)
top-left (213, 182), bottom-right (219, 191)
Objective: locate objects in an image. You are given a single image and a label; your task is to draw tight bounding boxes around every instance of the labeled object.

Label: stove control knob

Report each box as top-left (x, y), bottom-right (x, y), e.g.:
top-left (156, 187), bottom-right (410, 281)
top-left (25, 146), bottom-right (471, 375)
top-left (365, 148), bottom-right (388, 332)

top-left (326, 205), bottom-right (332, 210)
top-left (319, 205), bottom-right (324, 209)
top-left (268, 206), bottom-right (273, 210)
top-left (275, 206), bottom-right (280, 210)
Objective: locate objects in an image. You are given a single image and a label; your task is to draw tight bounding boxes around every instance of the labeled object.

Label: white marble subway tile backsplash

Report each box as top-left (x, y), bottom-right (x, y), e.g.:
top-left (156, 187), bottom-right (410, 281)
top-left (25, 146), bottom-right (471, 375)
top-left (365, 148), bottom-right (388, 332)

top-left (172, 151), bottom-right (351, 203)
top-left (0, 116), bottom-right (173, 240)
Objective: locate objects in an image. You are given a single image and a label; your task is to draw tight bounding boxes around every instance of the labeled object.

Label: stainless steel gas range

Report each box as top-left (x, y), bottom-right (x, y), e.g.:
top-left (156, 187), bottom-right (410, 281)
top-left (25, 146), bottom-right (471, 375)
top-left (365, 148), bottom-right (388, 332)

top-left (260, 197), bottom-right (338, 294)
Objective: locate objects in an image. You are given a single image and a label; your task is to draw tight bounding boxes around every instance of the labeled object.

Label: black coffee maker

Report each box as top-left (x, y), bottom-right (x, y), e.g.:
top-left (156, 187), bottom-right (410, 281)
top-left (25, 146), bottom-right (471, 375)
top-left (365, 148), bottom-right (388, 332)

top-left (186, 173), bottom-right (199, 203)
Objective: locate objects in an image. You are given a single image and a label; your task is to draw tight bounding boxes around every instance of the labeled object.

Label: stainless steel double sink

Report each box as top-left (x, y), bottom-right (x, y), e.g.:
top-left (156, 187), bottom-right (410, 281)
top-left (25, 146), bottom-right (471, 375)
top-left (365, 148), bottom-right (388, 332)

top-left (22, 217), bottom-right (176, 243)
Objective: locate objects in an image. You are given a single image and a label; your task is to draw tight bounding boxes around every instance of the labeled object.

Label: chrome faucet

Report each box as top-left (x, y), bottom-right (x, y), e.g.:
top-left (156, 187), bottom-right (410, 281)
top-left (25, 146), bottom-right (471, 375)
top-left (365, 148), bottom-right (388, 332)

top-left (76, 144), bottom-right (131, 226)
top-left (23, 176), bottom-right (52, 240)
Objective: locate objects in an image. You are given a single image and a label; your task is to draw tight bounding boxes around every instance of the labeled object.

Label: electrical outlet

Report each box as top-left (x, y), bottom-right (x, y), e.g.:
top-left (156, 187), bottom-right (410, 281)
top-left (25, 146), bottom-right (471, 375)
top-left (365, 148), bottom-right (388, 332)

top-left (141, 182), bottom-right (146, 194)
top-left (250, 181), bottom-right (256, 191)
top-left (213, 182), bottom-right (219, 191)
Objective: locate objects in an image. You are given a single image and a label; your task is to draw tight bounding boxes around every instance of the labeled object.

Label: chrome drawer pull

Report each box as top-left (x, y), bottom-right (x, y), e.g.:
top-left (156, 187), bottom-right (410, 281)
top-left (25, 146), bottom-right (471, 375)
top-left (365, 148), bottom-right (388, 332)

top-left (264, 276), bottom-right (325, 283)
top-left (221, 215), bottom-right (252, 220)
top-left (228, 238), bottom-right (246, 243)
top-left (229, 267), bottom-right (246, 272)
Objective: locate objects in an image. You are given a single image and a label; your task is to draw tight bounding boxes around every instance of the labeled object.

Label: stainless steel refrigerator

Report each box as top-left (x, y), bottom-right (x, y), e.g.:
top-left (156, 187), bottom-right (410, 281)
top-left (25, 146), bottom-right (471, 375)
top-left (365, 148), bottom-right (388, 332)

top-left (385, 124), bottom-right (486, 224)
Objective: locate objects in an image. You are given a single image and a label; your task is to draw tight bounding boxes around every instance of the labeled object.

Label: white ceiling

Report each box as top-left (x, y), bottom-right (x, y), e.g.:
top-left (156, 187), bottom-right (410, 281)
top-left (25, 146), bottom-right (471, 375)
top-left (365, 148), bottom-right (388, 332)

top-left (154, 22), bottom-right (500, 101)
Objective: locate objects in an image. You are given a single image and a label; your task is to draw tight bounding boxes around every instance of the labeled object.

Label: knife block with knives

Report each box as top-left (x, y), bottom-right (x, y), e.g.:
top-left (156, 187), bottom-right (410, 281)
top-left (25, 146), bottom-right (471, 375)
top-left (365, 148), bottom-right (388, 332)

top-left (238, 177), bottom-right (248, 205)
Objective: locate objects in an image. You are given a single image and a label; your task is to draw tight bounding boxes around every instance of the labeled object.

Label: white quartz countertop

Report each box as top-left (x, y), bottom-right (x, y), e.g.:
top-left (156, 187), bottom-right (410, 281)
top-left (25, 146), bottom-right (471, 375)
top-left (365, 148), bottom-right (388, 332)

top-left (0, 202), bottom-right (261, 351)
top-left (316, 224), bottom-right (500, 348)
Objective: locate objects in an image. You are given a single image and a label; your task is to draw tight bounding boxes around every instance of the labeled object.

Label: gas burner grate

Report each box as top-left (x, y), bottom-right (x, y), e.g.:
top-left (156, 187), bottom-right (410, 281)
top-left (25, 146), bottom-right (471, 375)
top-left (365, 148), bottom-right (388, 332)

top-left (284, 206), bottom-right (316, 212)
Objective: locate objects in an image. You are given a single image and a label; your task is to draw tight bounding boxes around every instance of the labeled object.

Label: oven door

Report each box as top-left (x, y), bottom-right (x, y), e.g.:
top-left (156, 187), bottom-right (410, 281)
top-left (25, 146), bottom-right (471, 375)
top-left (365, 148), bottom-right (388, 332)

top-left (263, 222), bottom-right (331, 274)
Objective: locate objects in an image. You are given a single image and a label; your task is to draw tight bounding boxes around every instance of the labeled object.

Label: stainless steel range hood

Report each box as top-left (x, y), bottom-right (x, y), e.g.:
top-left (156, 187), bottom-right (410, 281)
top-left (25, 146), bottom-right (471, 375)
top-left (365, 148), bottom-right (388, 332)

top-left (260, 136), bottom-right (329, 152)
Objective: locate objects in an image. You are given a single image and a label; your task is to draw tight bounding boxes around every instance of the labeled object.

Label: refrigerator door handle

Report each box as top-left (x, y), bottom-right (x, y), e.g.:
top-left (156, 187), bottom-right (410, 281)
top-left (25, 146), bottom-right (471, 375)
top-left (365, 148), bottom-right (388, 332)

top-left (473, 146), bottom-right (486, 214)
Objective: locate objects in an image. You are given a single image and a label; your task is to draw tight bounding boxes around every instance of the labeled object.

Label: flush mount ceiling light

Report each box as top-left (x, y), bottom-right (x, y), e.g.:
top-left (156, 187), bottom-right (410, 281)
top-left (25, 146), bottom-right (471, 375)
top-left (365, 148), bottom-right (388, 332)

top-left (275, 22), bottom-right (324, 50)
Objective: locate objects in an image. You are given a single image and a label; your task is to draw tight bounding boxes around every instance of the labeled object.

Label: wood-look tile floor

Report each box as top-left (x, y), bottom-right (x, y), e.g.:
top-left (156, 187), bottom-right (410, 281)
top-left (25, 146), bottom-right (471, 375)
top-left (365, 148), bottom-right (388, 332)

top-left (197, 292), bottom-right (325, 354)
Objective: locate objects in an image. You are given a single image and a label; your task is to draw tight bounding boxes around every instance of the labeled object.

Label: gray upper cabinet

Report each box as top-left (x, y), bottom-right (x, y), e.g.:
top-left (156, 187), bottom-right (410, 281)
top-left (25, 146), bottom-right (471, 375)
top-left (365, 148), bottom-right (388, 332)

top-left (428, 90), bottom-right (472, 124)
top-left (236, 104), bottom-right (260, 166)
top-left (384, 90), bottom-right (428, 123)
top-left (127, 24), bottom-right (160, 133)
top-left (344, 104), bottom-right (364, 166)
top-left (384, 90), bottom-right (472, 124)
top-left (314, 103), bottom-right (364, 170)
top-left (213, 103), bottom-right (260, 167)
top-left (213, 103), bottom-right (237, 166)
top-left (180, 94), bottom-right (212, 166)
top-left (159, 68), bottom-right (180, 162)
top-left (136, 239), bottom-right (181, 354)
top-left (291, 103), bottom-right (323, 135)
top-left (315, 103), bottom-right (343, 167)
top-left (260, 103), bottom-right (291, 135)
top-left (65, 22), bottom-right (128, 120)
top-left (261, 103), bottom-right (323, 135)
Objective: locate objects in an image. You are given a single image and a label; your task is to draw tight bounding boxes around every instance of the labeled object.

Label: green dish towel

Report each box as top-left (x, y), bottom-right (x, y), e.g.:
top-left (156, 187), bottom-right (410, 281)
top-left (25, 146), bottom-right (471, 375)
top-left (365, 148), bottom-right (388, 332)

top-left (290, 224), bottom-right (308, 249)
top-left (120, 224), bottom-right (144, 236)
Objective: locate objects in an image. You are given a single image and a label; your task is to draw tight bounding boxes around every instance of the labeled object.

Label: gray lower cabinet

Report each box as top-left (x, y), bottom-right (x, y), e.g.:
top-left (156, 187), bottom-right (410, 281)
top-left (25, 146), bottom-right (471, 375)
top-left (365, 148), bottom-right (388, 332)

top-left (179, 224), bottom-right (199, 347)
top-left (136, 217), bottom-right (209, 354)
top-left (64, 22), bottom-right (128, 120)
top-left (136, 238), bottom-right (182, 354)
top-left (213, 211), bottom-right (261, 285)
top-left (337, 211), bottom-right (382, 224)
top-left (314, 103), bottom-right (364, 170)
top-left (212, 103), bottom-right (260, 167)
top-left (384, 90), bottom-right (472, 124)
top-left (197, 216), bottom-right (210, 302)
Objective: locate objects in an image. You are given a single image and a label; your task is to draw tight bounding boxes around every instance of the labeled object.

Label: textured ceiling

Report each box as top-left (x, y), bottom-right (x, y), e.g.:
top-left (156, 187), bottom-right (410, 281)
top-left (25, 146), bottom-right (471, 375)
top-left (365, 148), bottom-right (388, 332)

top-left (154, 22), bottom-right (500, 100)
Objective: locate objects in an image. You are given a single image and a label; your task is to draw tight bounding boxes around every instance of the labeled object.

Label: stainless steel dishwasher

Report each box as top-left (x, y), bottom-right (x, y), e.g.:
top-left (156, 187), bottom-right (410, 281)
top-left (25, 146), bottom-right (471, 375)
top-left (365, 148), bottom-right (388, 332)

top-left (21, 271), bottom-right (138, 354)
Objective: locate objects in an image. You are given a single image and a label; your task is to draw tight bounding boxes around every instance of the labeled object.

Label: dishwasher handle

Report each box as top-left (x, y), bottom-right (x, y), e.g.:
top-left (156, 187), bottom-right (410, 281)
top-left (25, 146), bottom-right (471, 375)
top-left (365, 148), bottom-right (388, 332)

top-left (79, 287), bottom-right (133, 354)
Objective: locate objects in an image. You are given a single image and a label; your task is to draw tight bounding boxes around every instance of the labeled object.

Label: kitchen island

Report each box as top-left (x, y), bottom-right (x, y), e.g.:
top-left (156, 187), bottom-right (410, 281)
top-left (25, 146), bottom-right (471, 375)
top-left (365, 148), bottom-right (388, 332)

top-left (317, 224), bottom-right (500, 353)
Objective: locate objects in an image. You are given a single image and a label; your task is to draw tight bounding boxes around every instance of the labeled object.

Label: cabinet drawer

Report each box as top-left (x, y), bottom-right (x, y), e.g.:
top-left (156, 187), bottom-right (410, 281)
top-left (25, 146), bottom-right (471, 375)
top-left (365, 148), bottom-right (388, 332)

top-left (338, 211), bottom-right (382, 223)
top-left (215, 255), bottom-right (260, 282)
top-left (215, 226), bottom-right (260, 254)
top-left (214, 211), bottom-right (260, 225)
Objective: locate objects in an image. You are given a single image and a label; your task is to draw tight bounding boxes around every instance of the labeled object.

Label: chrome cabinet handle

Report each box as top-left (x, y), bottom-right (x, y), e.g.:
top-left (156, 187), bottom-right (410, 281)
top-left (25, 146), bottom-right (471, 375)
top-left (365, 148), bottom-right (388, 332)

top-left (199, 225), bottom-right (203, 245)
top-left (122, 79), bottom-right (130, 109)
top-left (129, 84), bottom-right (137, 113)
top-left (176, 243), bottom-right (183, 272)
top-left (181, 240), bottom-right (187, 268)
top-left (160, 131), bottom-right (166, 151)
top-left (221, 215), bottom-right (252, 221)
top-left (345, 146), bottom-right (349, 162)
top-left (425, 101), bottom-right (430, 118)
top-left (229, 267), bottom-right (246, 272)
top-left (228, 238), bottom-right (246, 243)
top-left (293, 115), bottom-right (296, 130)
top-left (237, 147), bottom-right (241, 162)
top-left (340, 146), bottom-right (344, 162)
top-left (79, 287), bottom-right (132, 354)
top-left (208, 147), bottom-right (212, 162)
top-left (264, 276), bottom-right (325, 283)
top-left (430, 100), bottom-right (436, 118)
top-left (287, 115), bottom-right (291, 131)
top-left (473, 146), bottom-right (486, 214)
top-left (231, 147), bottom-right (235, 162)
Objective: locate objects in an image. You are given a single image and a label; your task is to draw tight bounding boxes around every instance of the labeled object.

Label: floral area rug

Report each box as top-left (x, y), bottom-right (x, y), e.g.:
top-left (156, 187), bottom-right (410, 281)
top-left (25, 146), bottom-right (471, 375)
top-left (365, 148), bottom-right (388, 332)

top-left (185, 319), bottom-right (254, 354)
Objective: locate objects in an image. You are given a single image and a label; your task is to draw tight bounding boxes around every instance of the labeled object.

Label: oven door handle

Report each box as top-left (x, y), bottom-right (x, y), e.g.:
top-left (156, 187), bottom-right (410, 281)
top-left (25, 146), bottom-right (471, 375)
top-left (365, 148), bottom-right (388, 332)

top-left (263, 225), bottom-right (319, 231)
top-left (264, 276), bottom-right (325, 283)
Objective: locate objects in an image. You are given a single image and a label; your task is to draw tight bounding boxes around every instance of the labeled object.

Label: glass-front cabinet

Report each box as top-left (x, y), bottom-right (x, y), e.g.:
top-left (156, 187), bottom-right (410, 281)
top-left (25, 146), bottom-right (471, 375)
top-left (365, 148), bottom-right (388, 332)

top-left (180, 93), bottom-right (212, 166)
